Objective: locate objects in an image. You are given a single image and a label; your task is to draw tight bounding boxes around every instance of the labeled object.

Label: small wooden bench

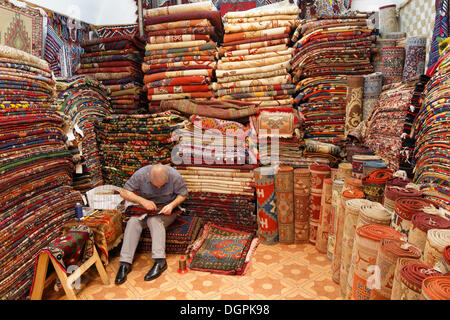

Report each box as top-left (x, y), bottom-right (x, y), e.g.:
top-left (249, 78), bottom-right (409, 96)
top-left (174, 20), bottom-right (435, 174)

top-left (30, 245), bottom-right (109, 300)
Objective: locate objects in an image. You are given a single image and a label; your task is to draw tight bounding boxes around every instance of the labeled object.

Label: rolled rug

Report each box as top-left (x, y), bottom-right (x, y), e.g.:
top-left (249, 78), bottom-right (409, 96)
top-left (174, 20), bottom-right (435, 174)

top-left (408, 214), bottom-right (450, 253)
top-left (275, 167), bottom-right (295, 244)
top-left (328, 179), bottom-right (345, 260)
top-left (316, 178), bottom-right (333, 253)
top-left (331, 188), bottom-right (365, 284)
top-left (371, 239), bottom-right (422, 300)
top-left (379, 4), bottom-right (399, 36)
top-left (337, 162), bottom-right (353, 180)
top-left (384, 186), bottom-right (423, 213)
top-left (362, 169), bottom-right (394, 204)
top-left (423, 229), bottom-right (450, 267)
top-left (386, 176), bottom-right (412, 188)
top-left (383, 32), bottom-right (406, 41)
top-left (421, 276), bottom-right (450, 300)
top-left (434, 245), bottom-right (450, 275)
top-left (294, 168), bottom-right (311, 243)
top-left (402, 36), bottom-right (427, 82)
top-left (357, 201), bottom-right (392, 228)
top-left (344, 75), bottom-right (364, 138)
top-left (339, 198), bottom-right (373, 297)
top-left (362, 160), bottom-right (387, 177)
top-left (349, 224), bottom-right (406, 300)
top-left (362, 72), bottom-right (383, 120)
top-left (352, 154), bottom-right (382, 179)
top-left (390, 257), bottom-right (424, 300)
top-left (392, 261), bottom-right (442, 300)
top-left (254, 167), bottom-right (279, 245)
top-left (309, 164), bottom-right (331, 245)
top-left (391, 197), bottom-right (437, 237)
top-left (381, 47), bottom-right (405, 85)
top-left (344, 177), bottom-right (363, 192)
top-left (331, 168), bottom-right (339, 181)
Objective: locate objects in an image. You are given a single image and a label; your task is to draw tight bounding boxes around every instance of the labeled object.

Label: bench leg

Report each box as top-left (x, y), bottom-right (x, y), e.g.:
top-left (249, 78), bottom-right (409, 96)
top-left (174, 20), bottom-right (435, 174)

top-left (93, 247), bottom-right (110, 285)
top-left (51, 260), bottom-right (78, 300)
top-left (30, 253), bottom-right (50, 300)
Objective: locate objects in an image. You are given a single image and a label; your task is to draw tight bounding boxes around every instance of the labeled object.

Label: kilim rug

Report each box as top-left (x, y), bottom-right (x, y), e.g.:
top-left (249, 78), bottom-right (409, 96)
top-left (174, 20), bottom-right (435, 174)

top-left (294, 168), bottom-right (310, 243)
top-left (275, 167), bottom-right (295, 244)
top-left (254, 166), bottom-right (279, 245)
top-left (219, 2), bottom-right (257, 17)
top-left (187, 223), bottom-right (260, 275)
top-left (0, 2), bottom-right (43, 58)
top-left (63, 210), bottom-right (123, 265)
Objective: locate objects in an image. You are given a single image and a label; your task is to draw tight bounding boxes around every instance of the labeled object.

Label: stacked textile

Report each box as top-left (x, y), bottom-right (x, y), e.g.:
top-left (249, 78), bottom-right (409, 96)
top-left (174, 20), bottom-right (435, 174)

top-left (56, 76), bottom-right (113, 193)
top-left (95, 110), bottom-right (187, 187)
top-left (175, 165), bottom-right (257, 233)
top-left (0, 45), bottom-right (83, 300)
top-left (215, 1), bottom-right (299, 110)
top-left (413, 47), bottom-right (450, 211)
top-left (77, 30), bottom-right (146, 114)
top-left (0, 46), bottom-right (55, 109)
top-left (250, 108), bottom-right (311, 167)
top-left (172, 115), bottom-right (256, 166)
top-left (172, 115), bottom-right (257, 233)
top-left (292, 15), bottom-right (375, 146)
top-left (159, 98), bottom-right (260, 120)
top-left (364, 81), bottom-right (416, 171)
top-left (142, 1), bottom-right (222, 111)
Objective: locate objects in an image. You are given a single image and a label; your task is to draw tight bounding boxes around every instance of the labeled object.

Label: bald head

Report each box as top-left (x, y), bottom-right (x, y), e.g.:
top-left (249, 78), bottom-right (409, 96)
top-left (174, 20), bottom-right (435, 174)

top-left (149, 164), bottom-right (169, 188)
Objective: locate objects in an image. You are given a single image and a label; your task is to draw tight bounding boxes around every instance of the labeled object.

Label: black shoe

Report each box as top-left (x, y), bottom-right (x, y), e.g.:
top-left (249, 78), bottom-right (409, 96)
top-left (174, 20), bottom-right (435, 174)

top-left (144, 259), bottom-right (167, 281)
top-left (115, 263), bottom-right (131, 285)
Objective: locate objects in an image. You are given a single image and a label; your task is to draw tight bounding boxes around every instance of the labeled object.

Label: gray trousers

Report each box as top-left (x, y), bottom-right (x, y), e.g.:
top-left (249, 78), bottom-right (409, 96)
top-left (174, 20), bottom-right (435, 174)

top-left (119, 214), bottom-right (177, 264)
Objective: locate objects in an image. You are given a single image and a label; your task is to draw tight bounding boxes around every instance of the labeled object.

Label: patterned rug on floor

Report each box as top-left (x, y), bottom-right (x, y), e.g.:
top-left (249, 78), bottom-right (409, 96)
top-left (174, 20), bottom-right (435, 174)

top-left (187, 223), bottom-right (260, 275)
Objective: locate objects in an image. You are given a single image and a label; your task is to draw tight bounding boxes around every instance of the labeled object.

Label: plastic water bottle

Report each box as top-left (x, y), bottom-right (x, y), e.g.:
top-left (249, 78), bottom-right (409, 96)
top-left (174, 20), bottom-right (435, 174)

top-left (75, 203), bottom-right (83, 220)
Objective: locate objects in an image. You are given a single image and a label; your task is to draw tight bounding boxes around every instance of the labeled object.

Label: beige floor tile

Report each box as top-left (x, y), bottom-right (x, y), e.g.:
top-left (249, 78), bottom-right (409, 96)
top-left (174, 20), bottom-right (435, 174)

top-left (43, 243), bottom-right (342, 300)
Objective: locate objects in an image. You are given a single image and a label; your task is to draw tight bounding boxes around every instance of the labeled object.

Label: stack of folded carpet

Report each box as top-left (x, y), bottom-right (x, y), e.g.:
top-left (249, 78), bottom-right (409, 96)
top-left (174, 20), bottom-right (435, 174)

top-left (0, 46), bottom-right (56, 109)
top-left (363, 81), bottom-right (416, 171)
top-left (55, 76), bottom-right (113, 193)
top-left (0, 45), bottom-right (83, 300)
top-left (413, 47), bottom-right (450, 211)
top-left (158, 98), bottom-right (260, 120)
top-left (142, 1), bottom-right (222, 111)
top-left (175, 165), bottom-right (257, 233)
top-left (172, 114), bottom-right (256, 165)
top-left (172, 115), bottom-right (257, 233)
top-left (77, 31), bottom-right (146, 114)
top-left (304, 139), bottom-right (341, 167)
top-left (249, 106), bottom-right (319, 168)
top-left (292, 15), bottom-right (375, 146)
top-left (398, 75), bottom-right (431, 178)
top-left (214, 1), bottom-right (299, 109)
top-left (95, 110), bottom-right (187, 187)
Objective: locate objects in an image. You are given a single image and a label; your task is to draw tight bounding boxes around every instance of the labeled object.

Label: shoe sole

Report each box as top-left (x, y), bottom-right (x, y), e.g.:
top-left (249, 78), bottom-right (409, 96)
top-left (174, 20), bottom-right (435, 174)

top-left (144, 264), bottom-right (167, 281)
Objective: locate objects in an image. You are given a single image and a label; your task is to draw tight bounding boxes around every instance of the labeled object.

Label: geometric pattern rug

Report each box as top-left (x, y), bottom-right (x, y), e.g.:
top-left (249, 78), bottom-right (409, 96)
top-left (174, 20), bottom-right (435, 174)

top-left (399, 0), bottom-right (436, 67)
top-left (0, 2), bottom-right (43, 58)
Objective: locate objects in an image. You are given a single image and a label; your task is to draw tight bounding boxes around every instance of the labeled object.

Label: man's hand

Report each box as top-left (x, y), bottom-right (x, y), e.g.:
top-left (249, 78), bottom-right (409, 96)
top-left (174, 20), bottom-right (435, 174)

top-left (141, 199), bottom-right (157, 211)
top-left (159, 203), bottom-right (174, 215)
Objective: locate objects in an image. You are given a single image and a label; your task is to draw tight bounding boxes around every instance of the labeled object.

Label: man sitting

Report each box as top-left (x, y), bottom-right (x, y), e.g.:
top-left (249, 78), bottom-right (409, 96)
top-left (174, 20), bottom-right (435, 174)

top-left (115, 164), bottom-right (188, 285)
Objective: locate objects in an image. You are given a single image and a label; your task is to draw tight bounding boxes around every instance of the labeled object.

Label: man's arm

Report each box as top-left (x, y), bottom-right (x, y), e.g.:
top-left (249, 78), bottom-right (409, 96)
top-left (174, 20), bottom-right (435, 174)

top-left (159, 194), bottom-right (187, 215)
top-left (120, 188), bottom-right (157, 211)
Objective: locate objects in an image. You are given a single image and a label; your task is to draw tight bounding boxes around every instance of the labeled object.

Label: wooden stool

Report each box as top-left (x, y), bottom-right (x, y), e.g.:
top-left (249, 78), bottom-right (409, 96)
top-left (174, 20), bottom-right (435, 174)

top-left (30, 246), bottom-right (110, 300)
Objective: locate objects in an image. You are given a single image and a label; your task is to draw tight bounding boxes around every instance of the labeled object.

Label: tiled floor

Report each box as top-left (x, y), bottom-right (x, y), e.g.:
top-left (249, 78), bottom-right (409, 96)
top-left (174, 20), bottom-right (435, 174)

top-left (43, 243), bottom-right (342, 300)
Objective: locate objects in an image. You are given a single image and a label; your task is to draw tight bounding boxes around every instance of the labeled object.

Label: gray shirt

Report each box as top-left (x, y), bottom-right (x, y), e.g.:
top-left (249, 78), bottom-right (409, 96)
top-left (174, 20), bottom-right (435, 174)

top-left (123, 165), bottom-right (188, 206)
